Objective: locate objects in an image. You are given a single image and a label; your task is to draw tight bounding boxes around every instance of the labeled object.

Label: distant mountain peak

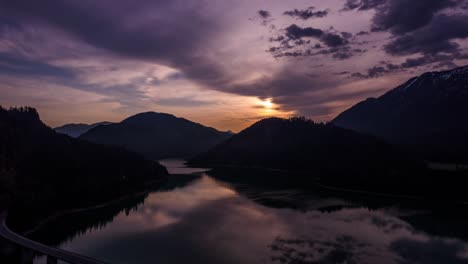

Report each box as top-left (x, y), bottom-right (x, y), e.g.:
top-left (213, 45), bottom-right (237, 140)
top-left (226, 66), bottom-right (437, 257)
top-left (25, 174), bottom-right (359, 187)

top-left (55, 121), bottom-right (112, 138)
top-left (386, 65), bottom-right (468, 96)
top-left (123, 111), bottom-right (174, 119)
top-left (80, 111), bottom-right (232, 159)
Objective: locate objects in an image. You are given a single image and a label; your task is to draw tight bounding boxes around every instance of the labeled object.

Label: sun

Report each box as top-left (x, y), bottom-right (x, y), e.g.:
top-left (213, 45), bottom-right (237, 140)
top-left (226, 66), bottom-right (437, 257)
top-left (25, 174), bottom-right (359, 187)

top-left (260, 98), bottom-right (273, 109)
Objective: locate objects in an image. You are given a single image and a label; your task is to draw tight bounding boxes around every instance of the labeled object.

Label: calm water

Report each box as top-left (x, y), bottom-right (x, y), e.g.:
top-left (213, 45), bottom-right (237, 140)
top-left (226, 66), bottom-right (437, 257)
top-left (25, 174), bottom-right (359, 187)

top-left (30, 160), bottom-right (468, 264)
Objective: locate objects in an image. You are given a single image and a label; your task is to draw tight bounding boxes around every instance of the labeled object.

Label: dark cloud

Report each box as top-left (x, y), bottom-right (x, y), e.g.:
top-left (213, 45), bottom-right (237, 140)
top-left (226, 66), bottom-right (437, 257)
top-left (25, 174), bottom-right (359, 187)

top-left (2, 0), bottom-right (465, 122)
top-left (293, 39), bottom-right (311, 46)
top-left (371, 0), bottom-right (459, 34)
top-left (0, 52), bottom-right (74, 78)
top-left (269, 25), bottom-right (363, 61)
top-left (282, 25), bottom-right (349, 48)
top-left (384, 14), bottom-right (468, 56)
top-left (321, 33), bottom-right (349, 47)
top-left (226, 68), bottom-right (341, 100)
top-left (283, 7), bottom-right (328, 20)
top-left (1, 1), bottom-right (217, 60)
top-left (343, 0), bottom-right (468, 69)
top-left (332, 52), bottom-right (354, 60)
top-left (433, 60), bottom-right (459, 69)
top-left (386, 63), bottom-right (399, 70)
top-left (341, 32), bottom-right (353, 39)
top-left (0, 0), bottom-right (232, 91)
top-left (342, 0), bottom-right (386, 11)
top-left (356, 31), bottom-right (369, 36)
top-left (270, 45), bottom-right (363, 61)
top-left (400, 53), bottom-right (466, 69)
top-left (257, 10), bottom-right (271, 19)
top-left (351, 66), bottom-right (388, 78)
top-left (352, 51), bottom-right (467, 78)
top-left (273, 51), bottom-right (304, 58)
top-left (391, 238), bottom-right (468, 264)
top-left (351, 63), bottom-right (401, 78)
top-left (344, 0), bottom-right (462, 35)
top-left (285, 24), bottom-right (324, 39)
top-left (335, 71), bottom-right (350, 75)
top-left (275, 24), bottom-right (350, 54)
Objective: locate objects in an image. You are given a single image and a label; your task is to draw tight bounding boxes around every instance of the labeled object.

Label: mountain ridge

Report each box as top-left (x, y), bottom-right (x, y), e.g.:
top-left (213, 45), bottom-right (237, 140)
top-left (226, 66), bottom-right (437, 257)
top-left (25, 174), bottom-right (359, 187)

top-left (55, 121), bottom-right (113, 137)
top-left (0, 106), bottom-right (167, 215)
top-left (80, 111), bottom-right (232, 159)
top-left (190, 117), bottom-right (424, 184)
top-left (333, 65), bottom-right (468, 163)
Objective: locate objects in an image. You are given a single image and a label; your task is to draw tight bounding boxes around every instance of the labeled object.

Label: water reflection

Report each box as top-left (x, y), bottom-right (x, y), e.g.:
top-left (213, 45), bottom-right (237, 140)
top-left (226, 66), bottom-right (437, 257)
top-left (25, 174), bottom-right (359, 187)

top-left (28, 164), bottom-right (468, 264)
top-left (158, 159), bottom-right (209, 174)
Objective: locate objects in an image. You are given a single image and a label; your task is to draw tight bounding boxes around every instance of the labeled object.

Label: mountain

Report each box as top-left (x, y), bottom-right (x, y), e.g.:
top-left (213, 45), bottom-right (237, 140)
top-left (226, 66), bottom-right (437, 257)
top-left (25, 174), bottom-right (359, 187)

top-left (79, 112), bottom-right (233, 159)
top-left (333, 65), bottom-right (468, 163)
top-left (190, 117), bottom-right (424, 189)
top-left (0, 106), bottom-right (167, 215)
top-left (55, 122), bottom-right (113, 137)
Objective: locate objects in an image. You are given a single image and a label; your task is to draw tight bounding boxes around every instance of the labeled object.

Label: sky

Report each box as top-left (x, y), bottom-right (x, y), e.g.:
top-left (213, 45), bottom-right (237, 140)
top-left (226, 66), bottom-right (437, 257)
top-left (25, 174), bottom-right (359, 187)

top-left (1, 0), bottom-right (468, 132)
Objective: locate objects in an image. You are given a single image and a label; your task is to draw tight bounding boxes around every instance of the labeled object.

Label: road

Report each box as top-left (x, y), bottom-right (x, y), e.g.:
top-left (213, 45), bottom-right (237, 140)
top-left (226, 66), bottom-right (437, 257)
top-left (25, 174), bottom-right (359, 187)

top-left (0, 211), bottom-right (109, 264)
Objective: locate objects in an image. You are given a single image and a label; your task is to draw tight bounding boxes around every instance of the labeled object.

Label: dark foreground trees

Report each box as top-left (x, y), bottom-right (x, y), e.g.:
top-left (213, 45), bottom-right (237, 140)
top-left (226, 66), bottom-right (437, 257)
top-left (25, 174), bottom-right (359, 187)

top-left (0, 106), bottom-right (167, 217)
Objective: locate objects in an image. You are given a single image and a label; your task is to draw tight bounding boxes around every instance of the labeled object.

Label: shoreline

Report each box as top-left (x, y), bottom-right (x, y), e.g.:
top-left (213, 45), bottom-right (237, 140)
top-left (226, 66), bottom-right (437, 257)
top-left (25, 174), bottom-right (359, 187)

top-left (10, 177), bottom-right (167, 237)
top-left (200, 165), bottom-right (468, 206)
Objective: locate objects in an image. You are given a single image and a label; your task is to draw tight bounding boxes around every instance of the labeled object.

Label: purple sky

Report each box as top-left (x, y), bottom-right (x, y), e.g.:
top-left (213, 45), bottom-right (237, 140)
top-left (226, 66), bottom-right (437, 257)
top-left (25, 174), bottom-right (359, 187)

top-left (1, 0), bottom-right (468, 131)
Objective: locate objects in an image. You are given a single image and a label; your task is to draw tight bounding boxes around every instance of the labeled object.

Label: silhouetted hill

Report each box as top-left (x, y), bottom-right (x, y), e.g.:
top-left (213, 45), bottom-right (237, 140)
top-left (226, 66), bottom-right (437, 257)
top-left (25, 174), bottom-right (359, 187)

top-left (0, 106), bottom-right (167, 215)
top-left (55, 122), bottom-right (112, 137)
top-left (190, 117), bottom-right (425, 189)
top-left (79, 112), bottom-right (232, 159)
top-left (333, 66), bottom-right (468, 163)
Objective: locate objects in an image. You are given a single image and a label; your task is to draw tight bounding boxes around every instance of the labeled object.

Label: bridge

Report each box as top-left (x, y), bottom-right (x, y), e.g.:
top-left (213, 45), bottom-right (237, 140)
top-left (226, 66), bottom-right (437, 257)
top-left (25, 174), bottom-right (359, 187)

top-left (0, 211), bottom-right (109, 264)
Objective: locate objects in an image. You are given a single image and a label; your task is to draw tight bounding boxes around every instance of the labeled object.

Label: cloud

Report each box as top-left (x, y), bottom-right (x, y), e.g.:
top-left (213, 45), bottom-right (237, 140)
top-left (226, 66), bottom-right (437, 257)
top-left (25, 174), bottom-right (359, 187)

top-left (0, 0), bottom-right (230, 88)
top-left (283, 25), bottom-right (349, 47)
top-left (344, 0), bottom-right (462, 34)
top-left (321, 33), bottom-right (349, 47)
top-left (283, 7), bottom-right (329, 20)
top-left (400, 53), bottom-right (468, 69)
top-left (384, 14), bottom-right (468, 56)
top-left (1, 0), bottom-right (466, 126)
top-left (391, 238), bottom-right (468, 264)
top-left (351, 63), bottom-right (401, 78)
top-left (0, 0), bottom-right (324, 120)
top-left (267, 24), bottom-right (357, 60)
top-left (257, 10), bottom-right (271, 19)
top-left (342, 0), bottom-right (386, 11)
top-left (343, 0), bottom-right (468, 69)
top-left (351, 50), bottom-right (468, 78)
top-left (0, 52), bottom-right (74, 78)
top-left (285, 24), bottom-right (324, 39)
top-left (370, 0), bottom-right (459, 34)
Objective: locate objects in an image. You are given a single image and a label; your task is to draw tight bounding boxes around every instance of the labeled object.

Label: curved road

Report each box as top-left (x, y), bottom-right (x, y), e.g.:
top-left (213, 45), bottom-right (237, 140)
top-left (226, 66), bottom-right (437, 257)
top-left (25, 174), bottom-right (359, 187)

top-left (0, 212), bottom-right (109, 264)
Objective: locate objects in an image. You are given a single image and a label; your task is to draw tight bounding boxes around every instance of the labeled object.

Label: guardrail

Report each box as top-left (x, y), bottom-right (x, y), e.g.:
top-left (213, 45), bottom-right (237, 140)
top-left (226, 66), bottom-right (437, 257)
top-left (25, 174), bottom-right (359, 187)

top-left (0, 211), bottom-right (109, 264)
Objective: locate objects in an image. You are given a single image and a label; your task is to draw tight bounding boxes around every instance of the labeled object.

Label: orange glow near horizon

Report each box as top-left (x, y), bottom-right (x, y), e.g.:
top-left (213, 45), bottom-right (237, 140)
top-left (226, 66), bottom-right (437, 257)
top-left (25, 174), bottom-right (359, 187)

top-left (260, 98), bottom-right (273, 110)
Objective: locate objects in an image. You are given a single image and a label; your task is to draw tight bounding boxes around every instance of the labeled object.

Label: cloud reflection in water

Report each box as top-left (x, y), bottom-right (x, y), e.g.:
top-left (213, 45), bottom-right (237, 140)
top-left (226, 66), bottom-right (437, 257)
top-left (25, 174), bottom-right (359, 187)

top-left (45, 175), bottom-right (468, 264)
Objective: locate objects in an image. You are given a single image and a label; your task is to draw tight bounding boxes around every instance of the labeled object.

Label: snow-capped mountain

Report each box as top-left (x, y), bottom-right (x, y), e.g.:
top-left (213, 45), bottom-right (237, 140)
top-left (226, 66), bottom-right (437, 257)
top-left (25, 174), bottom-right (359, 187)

top-left (333, 65), bottom-right (468, 162)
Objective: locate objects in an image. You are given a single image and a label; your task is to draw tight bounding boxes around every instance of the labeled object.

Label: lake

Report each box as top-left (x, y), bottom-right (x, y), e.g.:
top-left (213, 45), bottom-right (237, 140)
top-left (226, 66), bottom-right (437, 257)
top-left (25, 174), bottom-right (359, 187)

top-left (29, 160), bottom-right (468, 264)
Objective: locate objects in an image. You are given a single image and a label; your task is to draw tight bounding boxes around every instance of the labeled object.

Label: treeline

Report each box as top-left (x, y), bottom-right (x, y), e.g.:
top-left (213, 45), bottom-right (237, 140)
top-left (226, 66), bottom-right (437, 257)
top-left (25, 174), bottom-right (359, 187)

top-left (190, 117), bottom-right (431, 193)
top-left (191, 117), bottom-right (468, 200)
top-left (191, 117), bottom-right (423, 173)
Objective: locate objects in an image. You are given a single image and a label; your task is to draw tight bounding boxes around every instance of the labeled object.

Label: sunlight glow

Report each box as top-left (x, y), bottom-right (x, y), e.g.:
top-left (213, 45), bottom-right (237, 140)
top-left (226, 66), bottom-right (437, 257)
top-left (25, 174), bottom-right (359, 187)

top-left (260, 98), bottom-right (273, 109)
